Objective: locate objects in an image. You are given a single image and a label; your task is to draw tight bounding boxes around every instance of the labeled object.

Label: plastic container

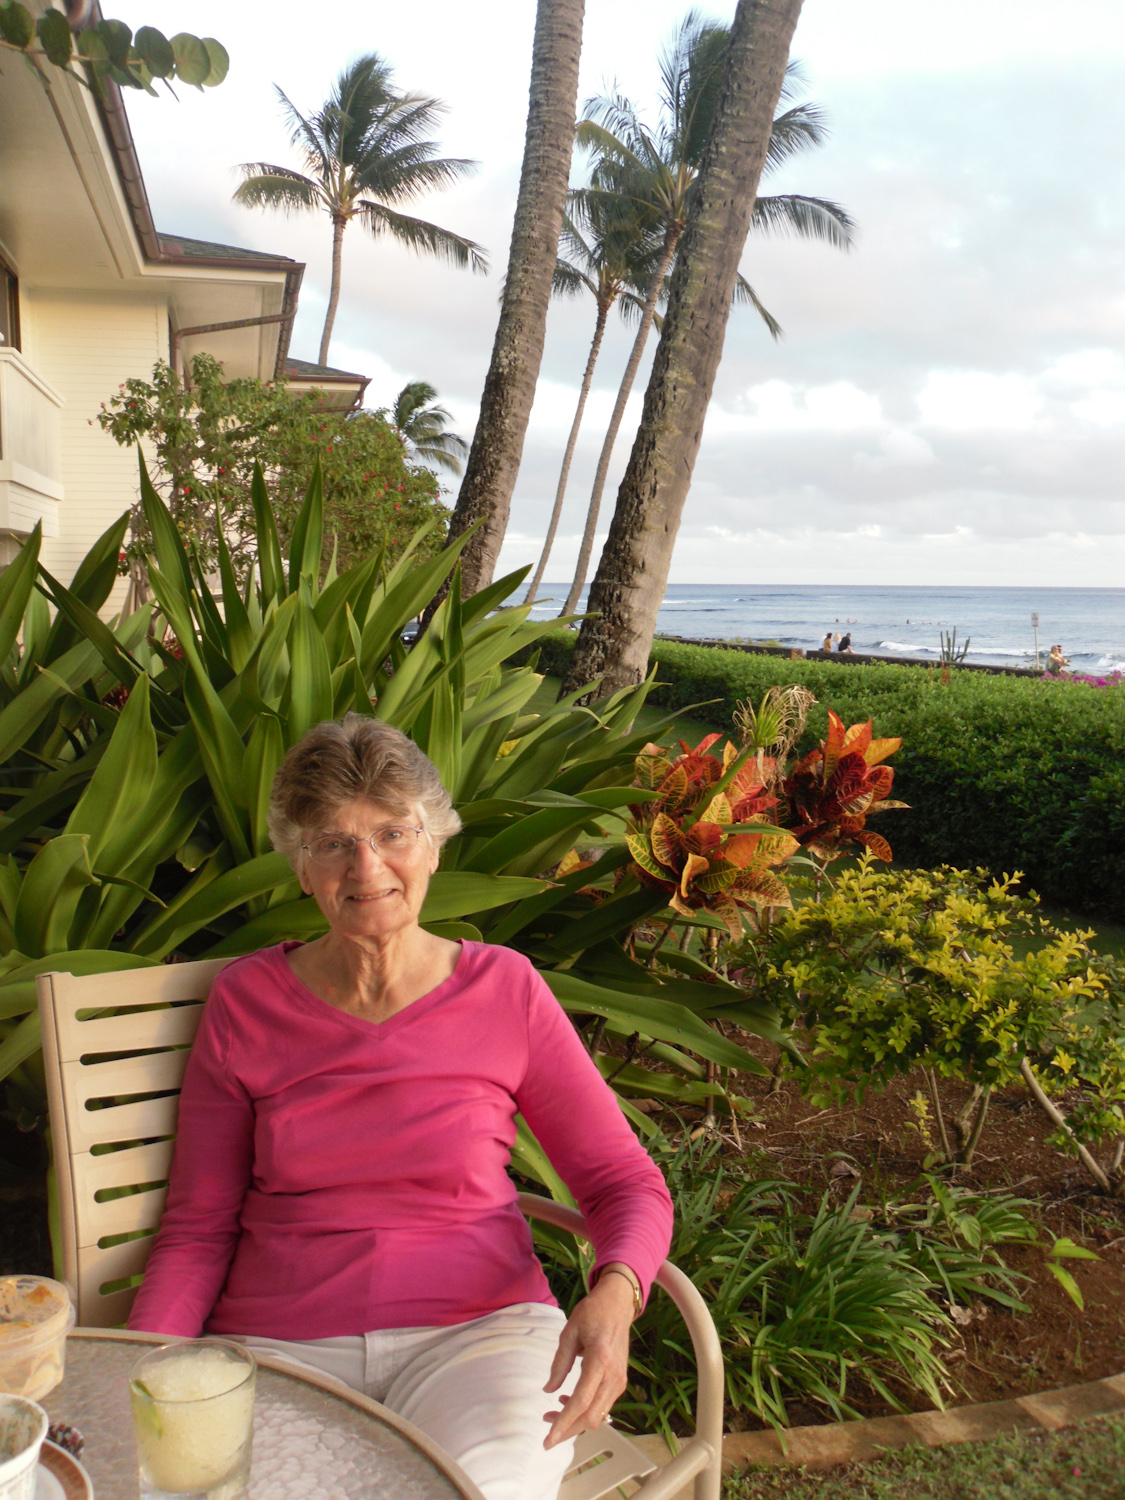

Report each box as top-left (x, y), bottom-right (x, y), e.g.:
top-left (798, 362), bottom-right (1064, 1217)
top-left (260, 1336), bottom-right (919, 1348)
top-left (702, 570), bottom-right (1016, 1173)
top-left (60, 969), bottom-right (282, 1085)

top-left (0, 1394), bottom-right (48, 1500)
top-left (0, 1278), bottom-right (75, 1402)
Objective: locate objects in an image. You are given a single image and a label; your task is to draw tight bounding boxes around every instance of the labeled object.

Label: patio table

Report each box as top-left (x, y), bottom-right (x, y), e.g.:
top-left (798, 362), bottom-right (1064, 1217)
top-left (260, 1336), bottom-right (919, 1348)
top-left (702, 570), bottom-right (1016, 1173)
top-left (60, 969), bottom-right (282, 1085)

top-left (41, 1329), bottom-right (485, 1500)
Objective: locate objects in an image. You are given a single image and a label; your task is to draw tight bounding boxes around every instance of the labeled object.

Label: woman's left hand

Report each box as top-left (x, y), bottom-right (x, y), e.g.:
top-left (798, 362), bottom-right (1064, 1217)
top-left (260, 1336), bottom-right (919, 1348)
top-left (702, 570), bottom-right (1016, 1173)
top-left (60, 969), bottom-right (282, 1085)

top-left (542, 1268), bottom-right (636, 1449)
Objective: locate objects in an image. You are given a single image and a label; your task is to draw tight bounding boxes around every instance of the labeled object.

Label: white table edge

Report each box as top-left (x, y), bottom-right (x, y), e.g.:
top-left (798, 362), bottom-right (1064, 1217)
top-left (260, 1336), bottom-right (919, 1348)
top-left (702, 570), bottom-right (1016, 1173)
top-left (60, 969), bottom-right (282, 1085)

top-left (69, 1326), bottom-right (487, 1500)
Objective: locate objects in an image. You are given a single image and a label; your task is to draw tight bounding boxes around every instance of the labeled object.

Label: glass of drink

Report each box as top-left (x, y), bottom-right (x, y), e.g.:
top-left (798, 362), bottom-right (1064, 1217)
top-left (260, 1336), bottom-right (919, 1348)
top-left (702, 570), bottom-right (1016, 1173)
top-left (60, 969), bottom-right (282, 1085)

top-left (129, 1340), bottom-right (256, 1500)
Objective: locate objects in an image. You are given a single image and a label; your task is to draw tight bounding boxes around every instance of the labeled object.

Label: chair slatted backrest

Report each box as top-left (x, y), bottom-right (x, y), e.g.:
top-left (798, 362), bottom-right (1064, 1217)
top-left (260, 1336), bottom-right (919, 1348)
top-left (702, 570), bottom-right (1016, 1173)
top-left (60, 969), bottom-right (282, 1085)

top-left (38, 959), bottom-right (232, 1327)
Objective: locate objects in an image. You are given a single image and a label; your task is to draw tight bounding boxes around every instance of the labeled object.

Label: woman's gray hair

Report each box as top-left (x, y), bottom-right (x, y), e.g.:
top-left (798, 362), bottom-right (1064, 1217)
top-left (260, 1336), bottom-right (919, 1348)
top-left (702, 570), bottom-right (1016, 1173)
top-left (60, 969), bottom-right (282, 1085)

top-left (268, 714), bottom-right (462, 865)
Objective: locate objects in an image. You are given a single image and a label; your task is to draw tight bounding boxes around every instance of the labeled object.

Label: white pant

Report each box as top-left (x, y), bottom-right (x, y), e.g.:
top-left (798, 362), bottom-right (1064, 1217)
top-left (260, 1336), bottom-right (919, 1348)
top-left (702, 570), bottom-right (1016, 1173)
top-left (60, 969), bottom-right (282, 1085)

top-left (237, 1303), bottom-right (578, 1500)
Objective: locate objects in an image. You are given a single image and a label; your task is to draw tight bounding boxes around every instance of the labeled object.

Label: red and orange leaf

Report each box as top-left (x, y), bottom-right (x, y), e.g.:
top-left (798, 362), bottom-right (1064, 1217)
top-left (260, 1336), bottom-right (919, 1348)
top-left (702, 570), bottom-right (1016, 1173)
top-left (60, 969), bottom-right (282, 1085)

top-left (724, 833), bottom-right (762, 868)
top-left (822, 710), bottom-right (847, 777)
top-left (710, 897), bottom-right (744, 941)
top-left (843, 719), bottom-right (873, 758)
top-left (855, 829), bottom-right (893, 861)
top-left (655, 763), bottom-right (689, 813)
top-left (555, 849), bottom-right (594, 879)
top-left (702, 792), bottom-right (733, 825)
top-left (754, 831), bottom-right (801, 867)
top-left (634, 751), bottom-right (672, 791)
top-left (864, 736), bottom-right (901, 766)
top-left (685, 821), bottom-right (724, 855)
top-left (650, 813), bottom-right (685, 870)
top-left (866, 764), bottom-right (894, 800)
top-left (680, 852), bottom-right (711, 898)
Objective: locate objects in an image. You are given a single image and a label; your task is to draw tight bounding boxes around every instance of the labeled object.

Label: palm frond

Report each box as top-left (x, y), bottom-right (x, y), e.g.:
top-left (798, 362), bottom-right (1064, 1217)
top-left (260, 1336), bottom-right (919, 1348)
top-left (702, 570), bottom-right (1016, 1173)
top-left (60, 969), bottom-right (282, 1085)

top-left (766, 101), bottom-right (830, 171)
top-left (733, 274), bottom-right (782, 340)
top-left (751, 194), bottom-right (856, 250)
top-left (553, 257), bottom-right (595, 299)
top-left (274, 86), bottom-right (333, 184)
top-left (356, 202), bottom-right (488, 272)
top-left (354, 148), bottom-right (479, 204)
top-left (232, 167), bottom-right (323, 214)
top-left (413, 434), bottom-right (470, 475)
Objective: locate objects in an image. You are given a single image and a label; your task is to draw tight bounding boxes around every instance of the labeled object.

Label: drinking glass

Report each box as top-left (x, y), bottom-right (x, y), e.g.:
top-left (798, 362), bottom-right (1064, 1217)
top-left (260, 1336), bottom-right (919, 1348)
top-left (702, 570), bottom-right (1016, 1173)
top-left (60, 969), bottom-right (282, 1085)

top-left (129, 1339), bottom-right (256, 1500)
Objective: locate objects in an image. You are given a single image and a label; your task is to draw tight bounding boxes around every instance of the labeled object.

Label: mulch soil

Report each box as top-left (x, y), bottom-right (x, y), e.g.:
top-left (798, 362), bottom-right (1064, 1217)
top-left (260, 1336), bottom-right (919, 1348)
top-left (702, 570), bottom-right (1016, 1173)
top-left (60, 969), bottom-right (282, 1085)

top-left (644, 1028), bottom-right (1125, 1430)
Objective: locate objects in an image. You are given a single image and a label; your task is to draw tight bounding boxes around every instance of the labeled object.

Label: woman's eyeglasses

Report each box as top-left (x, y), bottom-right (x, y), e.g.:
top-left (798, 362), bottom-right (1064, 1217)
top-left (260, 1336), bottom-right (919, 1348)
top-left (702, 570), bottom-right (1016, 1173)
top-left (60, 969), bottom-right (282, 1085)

top-left (302, 826), bottom-right (425, 867)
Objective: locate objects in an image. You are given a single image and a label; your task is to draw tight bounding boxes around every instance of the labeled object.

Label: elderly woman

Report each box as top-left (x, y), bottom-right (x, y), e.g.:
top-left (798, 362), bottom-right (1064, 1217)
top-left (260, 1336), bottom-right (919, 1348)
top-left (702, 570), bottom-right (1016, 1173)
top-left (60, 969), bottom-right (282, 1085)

top-left (129, 715), bottom-right (673, 1500)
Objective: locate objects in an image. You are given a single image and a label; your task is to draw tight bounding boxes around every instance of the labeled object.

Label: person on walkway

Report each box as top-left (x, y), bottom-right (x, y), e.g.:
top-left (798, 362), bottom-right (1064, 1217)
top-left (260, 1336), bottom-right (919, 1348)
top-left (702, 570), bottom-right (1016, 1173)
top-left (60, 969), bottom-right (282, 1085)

top-left (821, 631), bottom-right (833, 651)
top-left (838, 632), bottom-right (853, 653)
top-left (1048, 644), bottom-right (1069, 674)
top-left (128, 715), bottom-right (673, 1500)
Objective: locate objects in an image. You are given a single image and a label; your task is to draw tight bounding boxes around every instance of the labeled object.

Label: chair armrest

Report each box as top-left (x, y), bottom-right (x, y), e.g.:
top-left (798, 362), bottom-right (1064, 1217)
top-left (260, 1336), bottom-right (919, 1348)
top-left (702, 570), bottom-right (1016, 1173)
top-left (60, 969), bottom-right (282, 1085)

top-left (516, 1192), bottom-right (724, 1500)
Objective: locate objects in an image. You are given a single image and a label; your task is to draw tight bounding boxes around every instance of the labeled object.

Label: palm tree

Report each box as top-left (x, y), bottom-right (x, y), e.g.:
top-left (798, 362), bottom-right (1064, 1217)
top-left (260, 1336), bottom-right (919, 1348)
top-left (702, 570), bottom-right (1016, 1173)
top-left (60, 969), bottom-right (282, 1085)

top-left (391, 381), bottom-right (469, 475)
top-left (563, 0), bottom-right (807, 700)
top-left (523, 205), bottom-right (659, 606)
top-left (234, 54), bottom-right (487, 367)
top-left (559, 14), bottom-right (853, 618)
top-left (433, 0), bottom-right (586, 607)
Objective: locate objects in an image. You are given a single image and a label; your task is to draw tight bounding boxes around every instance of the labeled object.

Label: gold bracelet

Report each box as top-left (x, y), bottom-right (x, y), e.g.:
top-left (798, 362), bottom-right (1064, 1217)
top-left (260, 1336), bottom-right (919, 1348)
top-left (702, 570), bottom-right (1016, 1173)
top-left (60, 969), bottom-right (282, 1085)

top-left (600, 1266), bottom-right (643, 1319)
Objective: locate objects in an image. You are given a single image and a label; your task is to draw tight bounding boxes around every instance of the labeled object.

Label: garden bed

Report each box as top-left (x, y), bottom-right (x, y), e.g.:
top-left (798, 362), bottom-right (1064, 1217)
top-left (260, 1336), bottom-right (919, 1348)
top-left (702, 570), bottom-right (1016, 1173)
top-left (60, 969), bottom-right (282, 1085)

top-left (654, 1035), bottom-right (1125, 1429)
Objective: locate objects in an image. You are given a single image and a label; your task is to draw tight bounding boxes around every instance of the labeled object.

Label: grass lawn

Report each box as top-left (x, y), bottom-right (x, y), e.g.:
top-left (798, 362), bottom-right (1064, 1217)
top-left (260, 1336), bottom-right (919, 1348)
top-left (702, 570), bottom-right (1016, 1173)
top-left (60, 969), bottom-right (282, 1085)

top-left (723, 1415), bottom-right (1125, 1498)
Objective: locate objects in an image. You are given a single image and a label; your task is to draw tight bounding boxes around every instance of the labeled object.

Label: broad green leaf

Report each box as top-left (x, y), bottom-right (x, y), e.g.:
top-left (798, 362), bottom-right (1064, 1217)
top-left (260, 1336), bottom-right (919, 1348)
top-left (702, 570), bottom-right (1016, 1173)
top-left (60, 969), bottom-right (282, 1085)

top-left (202, 896), bottom-right (328, 957)
top-left (0, 523), bottom-right (40, 666)
top-left (0, 3), bottom-right (34, 48)
top-left (420, 871), bottom-right (551, 923)
top-left (0, 1011), bottom-right (39, 1083)
top-left (421, 921), bottom-right (482, 943)
top-left (284, 597), bottom-right (332, 744)
top-left (170, 31), bottom-right (209, 86)
top-left (139, 456), bottom-right (194, 609)
top-left (37, 567), bottom-right (140, 694)
top-left (544, 970), bottom-right (762, 1074)
top-left (35, 7), bottom-right (71, 64)
top-left (133, 852), bottom-right (294, 958)
top-left (41, 513), bottom-right (130, 663)
top-left (461, 805), bottom-right (601, 878)
top-left (13, 835), bottom-right (99, 959)
top-left (287, 461), bottom-right (324, 592)
top-left (244, 714), bottom-right (285, 856)
top-left (201, 37), bottom-right (229, 85)
top-left (250, 464), bottom-right (285, 605)
top-left (0, 640), bottom-right (101, 765)
top-left (65, 674), bottom-right (156, 867)
top-left (133, 24), bottom-right (173, 75)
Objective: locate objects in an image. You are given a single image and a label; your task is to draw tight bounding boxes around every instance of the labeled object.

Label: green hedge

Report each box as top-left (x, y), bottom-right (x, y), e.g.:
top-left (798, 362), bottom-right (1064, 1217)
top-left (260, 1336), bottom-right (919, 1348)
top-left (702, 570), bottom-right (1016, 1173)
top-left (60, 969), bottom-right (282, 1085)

top-left (524, 631), bottom-right (1125, 920)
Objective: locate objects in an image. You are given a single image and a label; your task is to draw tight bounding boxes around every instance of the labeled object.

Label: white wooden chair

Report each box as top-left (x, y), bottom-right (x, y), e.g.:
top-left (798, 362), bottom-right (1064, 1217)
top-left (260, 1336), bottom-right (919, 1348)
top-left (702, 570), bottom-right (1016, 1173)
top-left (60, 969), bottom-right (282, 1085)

top-left (38, 960), bottom-right (724, 1500)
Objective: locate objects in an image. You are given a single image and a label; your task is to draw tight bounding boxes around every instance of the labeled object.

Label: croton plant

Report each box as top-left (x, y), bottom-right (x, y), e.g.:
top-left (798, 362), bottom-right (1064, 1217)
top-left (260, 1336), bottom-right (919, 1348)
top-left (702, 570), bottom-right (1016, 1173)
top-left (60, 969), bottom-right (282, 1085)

top-left (623, 715), bottom-right (906, 940)
top-left (626, 735), bottom-right (800, 940)
top-left (780, 710), bottom-right (906, 866)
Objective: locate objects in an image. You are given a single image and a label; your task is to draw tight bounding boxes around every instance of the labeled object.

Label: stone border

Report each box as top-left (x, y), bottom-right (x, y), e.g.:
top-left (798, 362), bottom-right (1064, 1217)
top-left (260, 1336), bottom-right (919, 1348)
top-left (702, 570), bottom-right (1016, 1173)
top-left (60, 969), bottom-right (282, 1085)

top-left (629, 1370), bottom-right (1125, 1489)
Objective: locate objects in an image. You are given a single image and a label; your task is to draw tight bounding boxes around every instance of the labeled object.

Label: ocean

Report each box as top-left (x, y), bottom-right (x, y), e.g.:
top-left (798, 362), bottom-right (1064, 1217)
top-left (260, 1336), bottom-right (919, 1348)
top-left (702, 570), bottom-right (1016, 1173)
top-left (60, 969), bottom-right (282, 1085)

top-left (527, 584), bottom-right (1125, 674)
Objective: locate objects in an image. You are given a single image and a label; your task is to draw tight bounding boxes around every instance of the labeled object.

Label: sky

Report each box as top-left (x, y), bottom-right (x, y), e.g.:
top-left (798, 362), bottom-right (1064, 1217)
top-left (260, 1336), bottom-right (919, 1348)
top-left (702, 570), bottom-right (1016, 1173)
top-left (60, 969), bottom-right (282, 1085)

top-left (120, 0), bottom-right (1125, 588)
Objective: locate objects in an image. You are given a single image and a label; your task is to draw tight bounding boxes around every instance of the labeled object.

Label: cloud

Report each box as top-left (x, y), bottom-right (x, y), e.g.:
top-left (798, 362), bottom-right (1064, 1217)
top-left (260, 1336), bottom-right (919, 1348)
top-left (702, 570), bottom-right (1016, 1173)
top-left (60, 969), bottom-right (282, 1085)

top-left (120, 0), bottom-right (1125, 588)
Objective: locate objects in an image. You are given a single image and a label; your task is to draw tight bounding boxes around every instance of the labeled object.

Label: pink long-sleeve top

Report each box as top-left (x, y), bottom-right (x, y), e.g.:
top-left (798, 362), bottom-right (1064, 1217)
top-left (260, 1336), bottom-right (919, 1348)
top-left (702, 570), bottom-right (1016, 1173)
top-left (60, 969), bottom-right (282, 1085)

top-left (128, 941), bottom-right (673, 1340)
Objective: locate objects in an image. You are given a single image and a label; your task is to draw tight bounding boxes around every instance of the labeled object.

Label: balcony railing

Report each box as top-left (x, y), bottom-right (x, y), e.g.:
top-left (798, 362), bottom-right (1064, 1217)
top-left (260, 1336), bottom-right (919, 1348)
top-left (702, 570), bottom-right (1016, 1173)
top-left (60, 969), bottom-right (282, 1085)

top-left (0, 347), bottom-right (63, 538)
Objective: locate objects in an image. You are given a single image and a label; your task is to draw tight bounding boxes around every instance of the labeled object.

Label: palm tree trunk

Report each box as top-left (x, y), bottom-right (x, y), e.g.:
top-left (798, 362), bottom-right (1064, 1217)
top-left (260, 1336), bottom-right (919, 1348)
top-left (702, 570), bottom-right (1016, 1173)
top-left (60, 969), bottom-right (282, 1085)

top-left (560, 234), bottom-right (678, 618)
top-left (318, 214), bottom-right (348, 367)
top-left (431, 0), bottom-right (586, 606)
top-left (525, 300), bottom-right (610, 606)
top-left (563, 0), bottom-right (805, 699)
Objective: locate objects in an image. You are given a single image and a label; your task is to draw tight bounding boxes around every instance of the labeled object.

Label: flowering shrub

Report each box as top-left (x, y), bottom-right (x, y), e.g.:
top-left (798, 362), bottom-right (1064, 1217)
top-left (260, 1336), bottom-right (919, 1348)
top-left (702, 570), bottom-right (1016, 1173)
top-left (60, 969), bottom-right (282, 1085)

top-left (1042, 671), bottom-right (1123, 690)
top-left (98, 354), bottom-right (448, 575)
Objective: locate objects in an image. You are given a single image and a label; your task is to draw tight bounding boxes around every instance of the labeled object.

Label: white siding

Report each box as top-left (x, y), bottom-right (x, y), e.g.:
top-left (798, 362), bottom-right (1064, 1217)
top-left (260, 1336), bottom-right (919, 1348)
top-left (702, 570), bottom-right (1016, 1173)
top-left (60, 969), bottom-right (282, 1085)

top-left (23, 289), bottom-right (166, 597)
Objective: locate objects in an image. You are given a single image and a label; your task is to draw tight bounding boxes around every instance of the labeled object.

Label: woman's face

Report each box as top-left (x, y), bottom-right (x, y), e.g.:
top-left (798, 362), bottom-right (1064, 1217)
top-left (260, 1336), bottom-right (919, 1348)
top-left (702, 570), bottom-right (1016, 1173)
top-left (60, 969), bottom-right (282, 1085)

top-left (298, 796), bottom-right (439, 943)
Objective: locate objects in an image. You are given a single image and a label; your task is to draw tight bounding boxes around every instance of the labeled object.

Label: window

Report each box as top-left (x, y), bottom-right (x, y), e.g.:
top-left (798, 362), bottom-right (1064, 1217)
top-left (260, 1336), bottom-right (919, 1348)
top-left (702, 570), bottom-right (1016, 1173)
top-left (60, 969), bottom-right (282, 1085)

top-left (0, 257), bottom-right (19, 352)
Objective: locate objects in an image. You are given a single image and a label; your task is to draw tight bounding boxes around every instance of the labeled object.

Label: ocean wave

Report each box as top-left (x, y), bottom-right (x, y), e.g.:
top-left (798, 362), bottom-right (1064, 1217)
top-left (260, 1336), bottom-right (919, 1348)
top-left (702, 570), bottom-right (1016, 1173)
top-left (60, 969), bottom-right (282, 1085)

top-left (878, 641), bottom-right (939, 654)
